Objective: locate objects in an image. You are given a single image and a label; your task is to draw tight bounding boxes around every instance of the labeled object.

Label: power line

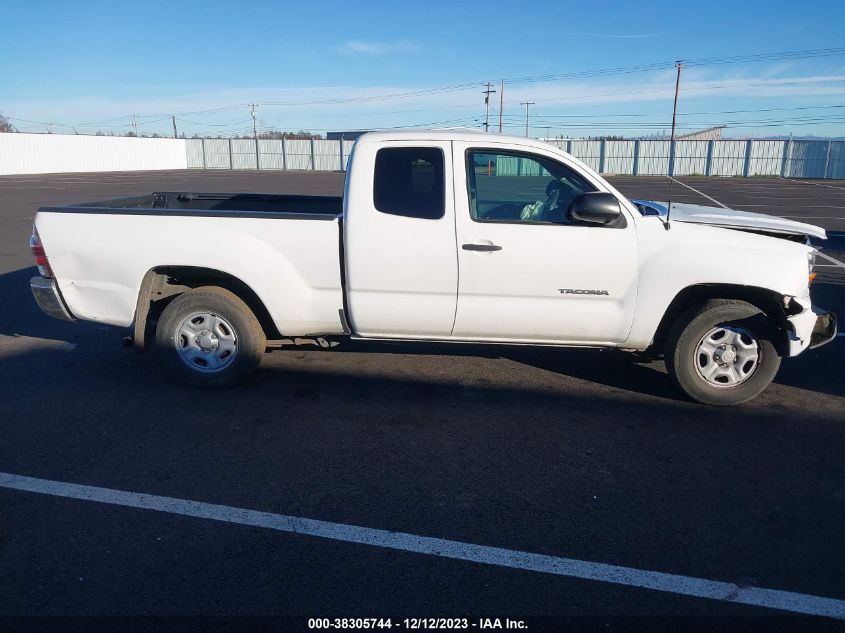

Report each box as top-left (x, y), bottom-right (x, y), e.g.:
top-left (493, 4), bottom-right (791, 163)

top-left (500, 110), bottom-right (845, 125)
top-left (522, 76), bottom-right (845, 106)
top-left (176, 118), bottom-right (254, 126)
top-left (4, 114), bottom-right (172, 128)
top-left (7, 47), bottom-right (845, 133)
top-left (259, 83), bottom-right (482, 107)
top-left (90, 47), bottom-right (845, 115)
top-left (509, 116), bottom-right (845, 131)
top-left (200, 115), bottom-right (485, 136)
top-left (498, 103), bottom-right (845, 119)
top-left (684, 46), bottom-right (845, 68)
top-left (481, 47), bottom-right (845, 88)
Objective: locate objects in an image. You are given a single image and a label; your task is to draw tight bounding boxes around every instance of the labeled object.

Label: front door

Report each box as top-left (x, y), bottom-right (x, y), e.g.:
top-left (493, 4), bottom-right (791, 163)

top-left (452, 144), bottom-right (638, 344)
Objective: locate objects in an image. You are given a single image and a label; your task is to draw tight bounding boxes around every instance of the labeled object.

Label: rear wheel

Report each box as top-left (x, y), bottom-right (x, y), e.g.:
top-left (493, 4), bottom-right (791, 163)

top-left (154, 286), bottom-right (265, 388)
top-left (665, 300), bottom-right (781, 406)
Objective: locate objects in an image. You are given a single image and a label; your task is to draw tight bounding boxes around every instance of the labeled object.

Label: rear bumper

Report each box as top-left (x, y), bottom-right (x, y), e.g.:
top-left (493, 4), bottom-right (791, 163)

top-left (786, 299), bottom-right (836, 356)
top-left (30, 276), bottom-right (75, 322)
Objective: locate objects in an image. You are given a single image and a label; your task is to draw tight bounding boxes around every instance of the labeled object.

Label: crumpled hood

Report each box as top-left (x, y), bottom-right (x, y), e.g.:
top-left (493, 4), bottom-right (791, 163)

top-left (632, 199), bottom-right (827, 240)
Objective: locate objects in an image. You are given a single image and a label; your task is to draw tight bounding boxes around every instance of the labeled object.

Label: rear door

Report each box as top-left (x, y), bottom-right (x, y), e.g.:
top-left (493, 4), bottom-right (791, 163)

top-left (452, 143), bottom-right (638, 344)
top-left (344, 140), bottom-right (458, 337)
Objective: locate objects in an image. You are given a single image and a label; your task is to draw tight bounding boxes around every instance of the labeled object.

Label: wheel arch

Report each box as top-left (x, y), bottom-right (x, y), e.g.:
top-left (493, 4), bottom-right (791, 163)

top-left (133, 266), bottom-right (280, 350)
top-left (650, 283), bottom-right (791, 355)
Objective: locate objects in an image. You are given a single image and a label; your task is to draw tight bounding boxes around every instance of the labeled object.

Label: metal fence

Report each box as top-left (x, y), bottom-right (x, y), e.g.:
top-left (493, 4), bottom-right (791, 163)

top-left (186, 138), bottom-right (356, 172)
top-left (544, 138), bottom-right (845, 179)
top-left (186, 137), bottom-right (845, 179)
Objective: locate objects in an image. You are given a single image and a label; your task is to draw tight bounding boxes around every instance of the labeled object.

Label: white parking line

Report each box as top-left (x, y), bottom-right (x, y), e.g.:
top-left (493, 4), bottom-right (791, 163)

top-left (793, 179), bottom-right (845, 191)
top-left (1, 472), bottom-right (844, 619)
top-left (0, 186), bottom-right (67, 190)
top-left (734, 205), bottom-right (845, 210)
top-left (781, 216), bottom-right (845, 220)
top-left (817, 252), bottom-right (845, 269)
top-left (667, 177), bottom-right (728, 208)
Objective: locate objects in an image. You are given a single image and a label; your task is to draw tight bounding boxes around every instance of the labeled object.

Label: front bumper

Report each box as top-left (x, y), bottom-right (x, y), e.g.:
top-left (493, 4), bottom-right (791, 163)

top-left (809, 310), bottom-right (837, 349)
top-left (30, 276), bottom-right (75, 322)
top-left (786, 299), bottom-right (836, 356)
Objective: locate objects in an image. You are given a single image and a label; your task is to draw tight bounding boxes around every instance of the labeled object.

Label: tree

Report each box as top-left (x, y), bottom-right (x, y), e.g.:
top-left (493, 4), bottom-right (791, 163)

top-left (0, 114), bottom-right (14, 133)
top-left (255, 130), bottom-right (324, 140)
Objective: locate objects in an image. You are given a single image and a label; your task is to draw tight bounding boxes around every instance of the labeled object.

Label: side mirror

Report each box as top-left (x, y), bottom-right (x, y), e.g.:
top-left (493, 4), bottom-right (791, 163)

top-left (568, 192), bottom-right (626, 228)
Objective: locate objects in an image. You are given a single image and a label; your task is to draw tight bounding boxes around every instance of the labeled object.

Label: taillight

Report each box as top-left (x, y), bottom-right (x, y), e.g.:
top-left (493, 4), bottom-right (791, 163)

top-left (30, 227), bottom-right (54, 278)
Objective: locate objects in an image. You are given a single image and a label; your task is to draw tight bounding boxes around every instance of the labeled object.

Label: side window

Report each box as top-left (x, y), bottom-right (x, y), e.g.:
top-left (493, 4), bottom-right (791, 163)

top-left (467, 150), bottom-right (594, 223)
top-left (374, 147), bottom-right (445, 219)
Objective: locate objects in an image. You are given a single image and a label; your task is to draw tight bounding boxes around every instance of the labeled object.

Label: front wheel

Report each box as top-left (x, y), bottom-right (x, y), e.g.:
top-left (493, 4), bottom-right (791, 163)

top-left (154, 286), bottom-right (266, 388)
top-left (665, 300), bottom-right (781, 406)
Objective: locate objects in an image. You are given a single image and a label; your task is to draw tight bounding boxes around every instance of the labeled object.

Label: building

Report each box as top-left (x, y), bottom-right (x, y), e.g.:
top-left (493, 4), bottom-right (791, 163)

top-left (325, 131), bottom-right (368, 141)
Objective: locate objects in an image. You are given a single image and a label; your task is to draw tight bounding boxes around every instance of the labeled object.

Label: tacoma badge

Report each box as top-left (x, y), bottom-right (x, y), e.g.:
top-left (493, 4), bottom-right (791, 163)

top-left (558, 289), bottom-right (610, 296)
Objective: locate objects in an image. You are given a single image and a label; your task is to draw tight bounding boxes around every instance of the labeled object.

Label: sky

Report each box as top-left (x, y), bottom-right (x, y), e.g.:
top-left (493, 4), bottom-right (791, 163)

top-left (2, 0), bottom-right (845, 138)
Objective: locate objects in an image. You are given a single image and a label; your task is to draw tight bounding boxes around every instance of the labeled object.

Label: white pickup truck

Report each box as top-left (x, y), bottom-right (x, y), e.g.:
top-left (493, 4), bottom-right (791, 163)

top-left (30, 130), bottom-right (836, 405)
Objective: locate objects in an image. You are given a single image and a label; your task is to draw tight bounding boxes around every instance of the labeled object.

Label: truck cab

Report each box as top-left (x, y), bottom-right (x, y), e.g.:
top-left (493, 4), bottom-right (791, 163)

top-left (343, 133), bottom-right (639, 344)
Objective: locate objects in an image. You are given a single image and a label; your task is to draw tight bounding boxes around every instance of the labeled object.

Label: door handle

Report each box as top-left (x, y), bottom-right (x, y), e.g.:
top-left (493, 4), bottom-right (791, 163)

top-left (462, 243), bottom-right (502, 252)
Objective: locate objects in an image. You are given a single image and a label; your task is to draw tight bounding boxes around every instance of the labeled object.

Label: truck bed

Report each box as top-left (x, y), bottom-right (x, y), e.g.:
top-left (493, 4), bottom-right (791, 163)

top-left (39, 192), bottom-right (343, 219)
top-left (34, 191), bottom-right (345, 335)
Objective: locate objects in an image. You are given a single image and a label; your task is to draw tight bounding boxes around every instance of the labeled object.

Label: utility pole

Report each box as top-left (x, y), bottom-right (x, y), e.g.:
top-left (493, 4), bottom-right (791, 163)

top-left (249, 103), bottom-right (259, 139)
top-left (482, 83), bottom-right (496, 133)
top-left (172, 115), bottom-right (178, 139)
top-left (498, 79), bottom-right (504, 133)
top-left (670, 61), bottom-right (684, 142)
top-left (130, 114), bottom-right (138, 136)
top-left (520, 101), bottom-right (534, 137)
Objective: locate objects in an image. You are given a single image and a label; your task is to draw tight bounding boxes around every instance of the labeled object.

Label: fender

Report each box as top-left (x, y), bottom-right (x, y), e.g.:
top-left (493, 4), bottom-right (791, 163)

top-left (626, 218), bottom-right (813, 350)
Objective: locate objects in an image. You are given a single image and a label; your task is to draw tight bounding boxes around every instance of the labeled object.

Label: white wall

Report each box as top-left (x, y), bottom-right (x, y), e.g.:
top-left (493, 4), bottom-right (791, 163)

top-left (0, 133), bottom-right (187, 175)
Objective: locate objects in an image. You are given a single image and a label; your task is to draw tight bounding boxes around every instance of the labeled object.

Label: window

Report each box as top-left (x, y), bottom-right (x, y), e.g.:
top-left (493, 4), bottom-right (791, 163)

top-left (374, 147), bottom-right (445, 219)
top-left (467, 150), bottom-right (595, 224)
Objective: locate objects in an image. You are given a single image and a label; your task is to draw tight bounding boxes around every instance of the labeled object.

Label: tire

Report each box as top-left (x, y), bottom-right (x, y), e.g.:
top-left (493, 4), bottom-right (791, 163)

top-left (154, 286), bottom-right (266, 388)
top-left (665, 300), bottom-right (781, 406)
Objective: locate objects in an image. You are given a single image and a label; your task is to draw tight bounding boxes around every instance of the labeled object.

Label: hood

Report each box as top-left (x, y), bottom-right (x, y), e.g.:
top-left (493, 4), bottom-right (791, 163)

top-left (632, 199), bottom-right (827, 241)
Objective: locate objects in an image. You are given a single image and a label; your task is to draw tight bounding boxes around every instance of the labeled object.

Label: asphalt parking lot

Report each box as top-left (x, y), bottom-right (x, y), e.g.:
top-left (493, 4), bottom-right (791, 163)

top-left (1, 170), bottom-right (844, 630)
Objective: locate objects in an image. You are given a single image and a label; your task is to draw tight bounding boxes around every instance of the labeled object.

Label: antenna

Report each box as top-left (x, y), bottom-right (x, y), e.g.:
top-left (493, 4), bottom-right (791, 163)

top-left (664, 165), bottom-right (674, 230)
top-left (663, 61), bottom-right (684, 231)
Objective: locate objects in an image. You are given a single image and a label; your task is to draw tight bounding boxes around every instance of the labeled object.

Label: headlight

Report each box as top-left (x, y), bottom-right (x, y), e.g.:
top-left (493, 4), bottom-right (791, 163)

top-left (808, 251), bottom-right (817, 283)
